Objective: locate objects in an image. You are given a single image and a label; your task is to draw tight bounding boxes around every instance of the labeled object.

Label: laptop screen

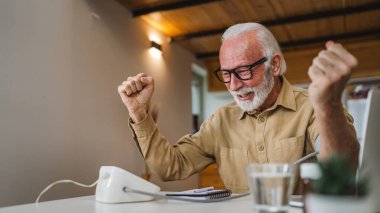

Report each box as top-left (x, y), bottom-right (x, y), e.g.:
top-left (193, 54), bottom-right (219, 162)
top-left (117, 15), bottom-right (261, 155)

top-left (360, 87), bottom-right (380, 212)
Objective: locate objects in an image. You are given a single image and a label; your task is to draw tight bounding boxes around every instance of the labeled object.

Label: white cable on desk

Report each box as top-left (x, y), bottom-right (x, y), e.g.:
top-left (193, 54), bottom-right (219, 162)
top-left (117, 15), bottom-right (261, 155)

top-left (35, 179), bottom-right (98, 204)
top-left (35, 178), bottom-right (248, 204)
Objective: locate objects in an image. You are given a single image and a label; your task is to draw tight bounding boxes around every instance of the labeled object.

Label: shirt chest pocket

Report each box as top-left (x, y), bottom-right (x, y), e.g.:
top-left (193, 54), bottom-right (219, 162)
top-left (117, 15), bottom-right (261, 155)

top-left (274, 135), bottom-right (305, 163)
top-left (218, 147), bottom-right (249, 191)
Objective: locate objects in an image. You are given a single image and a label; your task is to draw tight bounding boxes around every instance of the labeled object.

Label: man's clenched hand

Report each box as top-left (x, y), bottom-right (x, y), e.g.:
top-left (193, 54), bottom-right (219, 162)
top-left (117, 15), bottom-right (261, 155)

top-left (308, 41), bottom-right (358, 115)
top-left (118, 73), bottom-right (154, 122)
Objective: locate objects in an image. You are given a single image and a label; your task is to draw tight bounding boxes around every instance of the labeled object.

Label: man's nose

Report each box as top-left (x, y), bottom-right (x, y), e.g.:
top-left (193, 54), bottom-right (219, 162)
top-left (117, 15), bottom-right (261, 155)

top-left (228, 73), bottom-right (243, 91)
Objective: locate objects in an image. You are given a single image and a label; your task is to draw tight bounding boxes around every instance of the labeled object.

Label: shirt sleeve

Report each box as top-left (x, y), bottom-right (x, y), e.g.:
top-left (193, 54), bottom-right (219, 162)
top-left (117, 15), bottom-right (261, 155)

top-left (129, 112), bottom-right (215, 181)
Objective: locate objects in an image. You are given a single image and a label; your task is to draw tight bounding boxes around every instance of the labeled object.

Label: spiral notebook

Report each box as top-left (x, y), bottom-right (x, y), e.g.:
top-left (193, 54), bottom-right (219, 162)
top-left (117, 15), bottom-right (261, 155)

top-left (165, 187), bottom-right (232, 200)
top-left (124, 186), bottom-right (249, 202)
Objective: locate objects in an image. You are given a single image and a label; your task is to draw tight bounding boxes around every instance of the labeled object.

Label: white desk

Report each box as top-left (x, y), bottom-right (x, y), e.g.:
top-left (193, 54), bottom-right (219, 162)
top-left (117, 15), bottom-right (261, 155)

top-left (0, 195), bottom-right (302, 213)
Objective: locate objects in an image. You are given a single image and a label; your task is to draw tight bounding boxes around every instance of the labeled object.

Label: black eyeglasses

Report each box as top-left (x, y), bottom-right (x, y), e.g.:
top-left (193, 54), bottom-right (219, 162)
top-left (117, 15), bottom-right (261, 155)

top-left (213, 57), bottom-right (268, 83)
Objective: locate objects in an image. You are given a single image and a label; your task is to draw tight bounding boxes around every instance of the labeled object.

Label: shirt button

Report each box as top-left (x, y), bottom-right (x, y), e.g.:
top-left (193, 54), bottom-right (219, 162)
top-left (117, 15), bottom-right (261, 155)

top-left (258, 117), bottom-right (265, 122)
top-left (247, 111), bottom-right (255, 115)
top-left (258, 145), bottom-right (264, 151)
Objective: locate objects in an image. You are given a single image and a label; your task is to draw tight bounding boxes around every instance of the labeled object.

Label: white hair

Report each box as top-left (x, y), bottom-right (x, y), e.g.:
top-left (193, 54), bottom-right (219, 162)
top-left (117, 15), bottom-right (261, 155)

top-left (221, 23), bottom-right (287, 75)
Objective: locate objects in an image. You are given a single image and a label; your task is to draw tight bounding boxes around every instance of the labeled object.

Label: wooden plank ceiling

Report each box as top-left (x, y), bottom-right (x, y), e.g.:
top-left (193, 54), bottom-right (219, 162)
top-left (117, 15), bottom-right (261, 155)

top-left (117, 0), bottom-right (380, 91)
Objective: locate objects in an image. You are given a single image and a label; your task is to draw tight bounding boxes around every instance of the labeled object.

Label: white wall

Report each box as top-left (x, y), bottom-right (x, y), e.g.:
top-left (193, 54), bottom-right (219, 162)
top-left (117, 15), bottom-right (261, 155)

top-left (204, 91), bottom-right (234, 119)
top-left (0, 0), bottom-right (199, 207)
top-left (191, 64), bottom-right (234, 120)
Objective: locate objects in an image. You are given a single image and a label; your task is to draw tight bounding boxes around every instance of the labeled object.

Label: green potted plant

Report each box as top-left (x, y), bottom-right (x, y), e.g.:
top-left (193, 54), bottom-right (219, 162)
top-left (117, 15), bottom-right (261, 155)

top-left (305, 155), bottom-right (371, 213)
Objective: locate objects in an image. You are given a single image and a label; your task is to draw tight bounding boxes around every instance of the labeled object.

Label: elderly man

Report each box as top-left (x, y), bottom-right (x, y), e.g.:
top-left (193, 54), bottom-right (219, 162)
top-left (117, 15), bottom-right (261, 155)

top-left (117, 23), bottom-right (359, 193)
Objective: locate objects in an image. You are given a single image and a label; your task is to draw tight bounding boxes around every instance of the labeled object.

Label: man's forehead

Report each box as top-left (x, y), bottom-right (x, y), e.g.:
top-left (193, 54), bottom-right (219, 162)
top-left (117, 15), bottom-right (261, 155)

top-left (219, 37), bottom-right (263, 68)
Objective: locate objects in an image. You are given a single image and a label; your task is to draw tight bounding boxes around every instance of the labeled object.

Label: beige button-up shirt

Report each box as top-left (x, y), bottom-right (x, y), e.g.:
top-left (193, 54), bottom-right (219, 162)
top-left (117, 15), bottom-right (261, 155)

top-left (129, 77), bottom-right (354, 193)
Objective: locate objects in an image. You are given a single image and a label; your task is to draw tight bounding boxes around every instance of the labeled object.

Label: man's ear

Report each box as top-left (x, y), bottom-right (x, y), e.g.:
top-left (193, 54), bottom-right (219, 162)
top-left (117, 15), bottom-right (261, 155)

top-left (271, 54), bottom-right (282, 77)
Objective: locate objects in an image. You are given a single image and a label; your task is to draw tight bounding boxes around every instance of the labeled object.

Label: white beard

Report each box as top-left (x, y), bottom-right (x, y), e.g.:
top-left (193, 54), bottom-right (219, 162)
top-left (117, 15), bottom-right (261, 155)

top-left (229, 69), bottom-right (274, 112)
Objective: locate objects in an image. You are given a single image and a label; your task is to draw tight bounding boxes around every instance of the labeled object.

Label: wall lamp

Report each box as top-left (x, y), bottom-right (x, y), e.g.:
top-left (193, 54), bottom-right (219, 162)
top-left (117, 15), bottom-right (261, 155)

top-left (149, 41), bottom-right (162, 58)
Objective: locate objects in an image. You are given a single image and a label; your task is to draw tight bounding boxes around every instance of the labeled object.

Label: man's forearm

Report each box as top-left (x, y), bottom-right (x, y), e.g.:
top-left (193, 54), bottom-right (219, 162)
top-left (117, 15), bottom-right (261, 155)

top-left (129, 113), bottom-right (213, 180)
top-left (315, 104), bottom-right (360, 168)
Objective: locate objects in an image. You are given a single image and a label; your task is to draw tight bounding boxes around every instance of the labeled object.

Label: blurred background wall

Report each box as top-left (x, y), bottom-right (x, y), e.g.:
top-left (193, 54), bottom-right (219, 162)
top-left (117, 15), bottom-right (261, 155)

top-left (0, 0), bottom-right (201, 206)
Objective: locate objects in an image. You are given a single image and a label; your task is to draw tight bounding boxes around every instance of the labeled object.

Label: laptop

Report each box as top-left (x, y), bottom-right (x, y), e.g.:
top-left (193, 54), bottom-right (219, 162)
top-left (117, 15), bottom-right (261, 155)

top-left (359, 87), bottom-right (380, 212)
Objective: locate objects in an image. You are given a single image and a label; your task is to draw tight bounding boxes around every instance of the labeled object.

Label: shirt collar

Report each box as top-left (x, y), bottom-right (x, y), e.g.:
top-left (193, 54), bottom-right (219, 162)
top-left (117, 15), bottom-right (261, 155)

top-left (238, 76), bottom-right (297, 120)
top-left (271, 76), bottom-right (297, 112)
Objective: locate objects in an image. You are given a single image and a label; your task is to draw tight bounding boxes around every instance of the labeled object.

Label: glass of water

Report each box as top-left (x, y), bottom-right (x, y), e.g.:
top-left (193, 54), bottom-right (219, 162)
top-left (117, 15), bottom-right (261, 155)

top-left (246, 164), bottom-right (295, 213)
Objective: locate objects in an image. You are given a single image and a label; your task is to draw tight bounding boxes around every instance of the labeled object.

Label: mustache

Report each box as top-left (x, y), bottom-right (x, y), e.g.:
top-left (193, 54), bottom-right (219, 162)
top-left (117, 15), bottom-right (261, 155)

top-left (229, 87), bottom-right (256, 96)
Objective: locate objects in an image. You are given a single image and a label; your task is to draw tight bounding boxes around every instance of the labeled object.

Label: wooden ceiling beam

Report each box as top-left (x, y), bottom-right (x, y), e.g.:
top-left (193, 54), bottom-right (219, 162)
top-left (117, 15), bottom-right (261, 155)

top-left (131, 0), bottom-right (222, 17)
top-left (174, 1), bottom-right (380, 41)
top-left (281, 29), bottom-right (380, 48)
top-left (196, 28), bottom-right (380, 59)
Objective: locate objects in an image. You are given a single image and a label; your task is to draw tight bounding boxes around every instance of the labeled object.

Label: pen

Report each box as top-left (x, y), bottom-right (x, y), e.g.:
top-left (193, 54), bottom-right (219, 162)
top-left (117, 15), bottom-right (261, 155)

top-left (193, 186), bottom-right (214, 193)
